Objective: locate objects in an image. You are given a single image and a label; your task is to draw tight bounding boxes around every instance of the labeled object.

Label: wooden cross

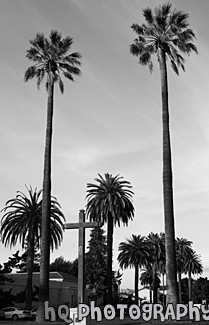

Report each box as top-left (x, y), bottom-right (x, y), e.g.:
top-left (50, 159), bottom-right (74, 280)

top-left (64, 209), bottom-right (99, 304)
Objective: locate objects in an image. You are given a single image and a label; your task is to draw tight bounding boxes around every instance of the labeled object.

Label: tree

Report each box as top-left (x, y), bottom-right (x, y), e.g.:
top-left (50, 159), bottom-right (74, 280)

top-left (175, 237), bottom-right (193, 302)
top-left (86, 173), bottom-right (134, 303)
top-left (0, 186), bottom-right (65, 310)
top-left (85, 227), bottom-right (107, 304)
top-left (16, 248), bottom-right (40, 273)
top-left (118, 234), bottom-right (150, 305)
top-left (0, 251), bottom-right (22, 286)
top-left (140, 266), bottom-right (160, 303)
top-left (130, 3), bottom-right (197, 305)
top-left (50, 256), bottom-right (78, 277)
top-left (24, 30), bottom-right (81, 321)
top-left (147, 232), bottom-right (165, 303)
top-left (185, 251), bottom-right (203, 301)
top-left (192, 277), bottom-right (209, 304)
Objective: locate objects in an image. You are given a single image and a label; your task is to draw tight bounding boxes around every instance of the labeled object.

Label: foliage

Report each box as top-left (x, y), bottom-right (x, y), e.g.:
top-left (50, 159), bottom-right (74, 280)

top-left (1, 186), bottom-right (65, 250)
top-left (16, 249), bottom-right (40, 273)
top-left (50, 256), bottom-right (78, 277)
top-left (192, 277), bottom-right (209, 304)
top-left (85, 227), bottom-right (107, 303)
top-left (24, 30), bottom-right (82, 92)
top-left (176, 237), bottom-right (193, 274)
top-left (0, 289), bottom-right (14, 308)
top-left (130, 3), bottom-right (197, 74)
top-left (0, 252), bottom-right (24, 307)
top-left (0, 251), bottom-right (22, 285)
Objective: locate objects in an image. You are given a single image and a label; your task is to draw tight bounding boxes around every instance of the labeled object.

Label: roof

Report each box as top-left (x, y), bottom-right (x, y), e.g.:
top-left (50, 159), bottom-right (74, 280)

top-left (120, 288), bottom-right (134, 295)
top-left (7, 272), bottom-right (77, 284)
top-left (50, 272), bottom-right (78, 283)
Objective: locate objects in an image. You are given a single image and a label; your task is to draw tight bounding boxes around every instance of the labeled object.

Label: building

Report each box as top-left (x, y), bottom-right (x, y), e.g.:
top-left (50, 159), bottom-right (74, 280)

top-left (1, 271), bottom-right (78, 307)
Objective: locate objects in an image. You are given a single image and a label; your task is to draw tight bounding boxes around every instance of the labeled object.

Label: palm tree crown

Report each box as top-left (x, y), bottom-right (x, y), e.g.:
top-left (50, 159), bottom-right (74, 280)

top-left (118, 234), bottom-right (150, 270)
top-left (86, 173), bottom-right (134, 226)
top-left (175, 237), bottom-right (193, 273)
top-left (24, 30), bottom-right (81, 93)
top-left (130, 2), bottom-right (197, 73)
top-left (1, 186), bottom-right (65, 250)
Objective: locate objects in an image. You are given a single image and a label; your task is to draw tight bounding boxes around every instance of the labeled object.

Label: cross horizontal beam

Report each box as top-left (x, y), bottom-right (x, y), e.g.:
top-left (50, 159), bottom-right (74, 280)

top-left (64, 221), bottom-right (98, 230)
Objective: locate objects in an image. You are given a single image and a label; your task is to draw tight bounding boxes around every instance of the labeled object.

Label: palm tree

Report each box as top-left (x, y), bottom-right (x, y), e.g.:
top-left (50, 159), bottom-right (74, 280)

top-left (147, 232), bottom-right (165, 303)
top-left (130, 3), bottom-right (197, 305)
top-left (175, 237), bottom-right (193, 303)
top-left (86, 173), bottom-right (134, 303)
top-left (185, 251), bottom-right (203, 301)
top-left (24, 30), bottom-right (81, 320)
top-left (0, 186), bottom-right (65, 310)
top-left (118, 235), bottom-right (150, 305)
top-left (140, 266), bottom-right (160, 304)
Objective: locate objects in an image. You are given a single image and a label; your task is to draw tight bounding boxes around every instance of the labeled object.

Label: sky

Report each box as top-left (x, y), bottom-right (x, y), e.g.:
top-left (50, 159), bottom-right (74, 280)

top-left (0, 0), bottom-right (209, 291)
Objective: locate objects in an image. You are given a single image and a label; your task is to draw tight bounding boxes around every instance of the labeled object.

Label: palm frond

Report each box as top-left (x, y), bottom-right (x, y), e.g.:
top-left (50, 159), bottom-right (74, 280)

top-left (143, 8), bottom-right (154, 25)
top-left (131, 24), bottom-right (144, 35)
top-left (24, 66), bottom-right (36, 82)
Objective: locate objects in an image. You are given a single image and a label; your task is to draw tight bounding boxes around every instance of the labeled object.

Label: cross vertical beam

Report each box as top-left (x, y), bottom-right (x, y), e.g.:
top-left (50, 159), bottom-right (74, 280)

top-left (64, 209), bottom-right (99, 304)
top-left (78, 209), bottom-right (85, 304)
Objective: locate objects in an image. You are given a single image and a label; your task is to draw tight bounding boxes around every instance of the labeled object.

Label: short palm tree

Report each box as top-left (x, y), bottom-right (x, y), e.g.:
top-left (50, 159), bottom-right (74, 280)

top-left (175, 237), bottom-right (193, 302)
top-left (130, 3), bottom-right (197, 305)
top-left (118, 234), bottom-right (150, 305)
top-left (86, 173), bottom-right (134, 303)
top-left (147, 232), bottom-right (165, 303)
top-left (185, 251), bottom-right (203, 301)
top-left (140, 266), bottom-right (160, 303)
top-left (24, 30), bottom-right (81, 320)
top-left (0, 186), bottom-right (65, 310)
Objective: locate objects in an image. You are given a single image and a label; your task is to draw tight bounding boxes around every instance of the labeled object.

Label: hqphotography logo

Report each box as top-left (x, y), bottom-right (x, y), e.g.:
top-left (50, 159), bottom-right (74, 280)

top-left (44, 300), bottom-right (209, 324)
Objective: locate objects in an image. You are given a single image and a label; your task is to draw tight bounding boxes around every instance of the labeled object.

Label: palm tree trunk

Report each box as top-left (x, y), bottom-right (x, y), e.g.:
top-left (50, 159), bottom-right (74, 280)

top-left (37, 78), bottom-right (54, 322)
top-left (159, 50), bottom-right (178, 306)
top-left (149, 287), bottom-right (152, 304)
top-left (188, 272), bottom-right (192, 301)
top-left (178, 271), bottom-right (182, 303)
top-left (162, 272), bottom-right (165, 306)
top-left (25, 230), bottom-right (35, 310)
top-left (153, 262), bottom-right (158, 304)
top-left (107, 213), bottom-right (113, 304)
top-left (134, 264), bottom-right (139, 305)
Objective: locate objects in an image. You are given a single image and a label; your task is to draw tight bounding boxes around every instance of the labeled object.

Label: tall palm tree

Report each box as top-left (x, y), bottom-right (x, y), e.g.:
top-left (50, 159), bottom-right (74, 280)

top-left (175, 237), bottom-right (193, 303)
top-left (118, 235), bottom-right (150, 305)
top-left (147, 232), bottom-right (165, 303)
top-left (0, 186), bottom-right (65, 310)
top-left (130, 3), bottom-right (197, 305)
top-left (24, 30), bottom-right (81, 320)
top-left (86, 173), bottom-right (134, 304)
